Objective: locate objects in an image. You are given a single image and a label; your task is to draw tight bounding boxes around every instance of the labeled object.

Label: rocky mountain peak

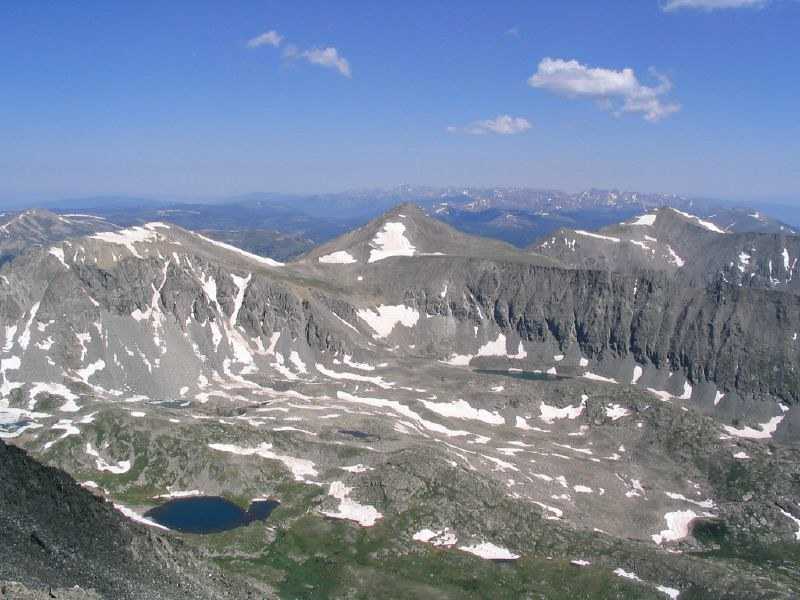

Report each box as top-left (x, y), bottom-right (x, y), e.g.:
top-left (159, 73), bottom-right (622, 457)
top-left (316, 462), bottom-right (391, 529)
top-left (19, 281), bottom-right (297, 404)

top-left (300, 202), bottom-right (554, 266)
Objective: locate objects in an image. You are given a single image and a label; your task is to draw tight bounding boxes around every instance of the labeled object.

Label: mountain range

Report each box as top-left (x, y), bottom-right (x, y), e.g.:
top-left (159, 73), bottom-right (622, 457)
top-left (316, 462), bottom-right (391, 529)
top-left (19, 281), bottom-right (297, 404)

top-left (0, 202), bottom-right (799, 598)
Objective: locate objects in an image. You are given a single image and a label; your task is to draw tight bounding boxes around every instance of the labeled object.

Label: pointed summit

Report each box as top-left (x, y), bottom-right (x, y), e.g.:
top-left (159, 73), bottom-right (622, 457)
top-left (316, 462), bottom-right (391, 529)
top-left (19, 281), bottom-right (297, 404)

top-left (301, 202), bottom-right (552, 265)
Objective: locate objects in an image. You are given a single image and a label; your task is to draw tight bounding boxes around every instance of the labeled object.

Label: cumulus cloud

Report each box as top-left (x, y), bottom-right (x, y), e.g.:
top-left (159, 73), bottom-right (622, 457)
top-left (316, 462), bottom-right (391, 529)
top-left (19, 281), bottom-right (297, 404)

top-left (662, 0), bottom-right (767, 10)
top-left (301, 47), bottom-right (352, 78)
top-left (528, 58), bottom-right (680, 122)
top-left (449, 115), bottom-right (532, 135)
top-left (246, 30), bottom-right (283, 48)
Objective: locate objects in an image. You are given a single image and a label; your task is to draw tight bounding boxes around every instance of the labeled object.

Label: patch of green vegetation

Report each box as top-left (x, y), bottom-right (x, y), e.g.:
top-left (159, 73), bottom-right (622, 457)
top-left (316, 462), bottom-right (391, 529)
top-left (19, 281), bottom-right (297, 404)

top-left (204, 512), bottom-right (660, 599)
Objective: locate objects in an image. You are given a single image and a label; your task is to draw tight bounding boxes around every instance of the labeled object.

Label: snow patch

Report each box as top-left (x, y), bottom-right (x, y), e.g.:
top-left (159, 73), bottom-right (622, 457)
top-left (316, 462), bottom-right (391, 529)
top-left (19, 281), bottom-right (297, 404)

top-left (605, 404), bottom-right (631, 421)
top-left (357, 305), bottom-right (419, 338)
top-left (574, 230), bottom-right (620, 243)
top-left (193, 232), bottom-right (284, 266)
top-left (319, 250), bottom-right (357, 264)
top-left (368, 222), bottom-right (416, 262)
top-left (539, 395), bottom-right (586, 424)
top-left (581, 372), bottom-right (618, 384)
top-left (413, 528), bottom-right (457, 547)
top-left (723, 415), bottom-right (783, 440)
top-left (629, 213), bottom-right (657, 226)
top-left (420, 399), bottom-right (504, 425)
top-left (321, 481), bottom-right (382, 527)
top-left (209, 442), bottom-right (318, 482)
top-left (670, 209), bottom-right (727, 234)
top-left (458, 542), bottom-right (519, 560)
top-left (651, 510), bottom-right (698, 544)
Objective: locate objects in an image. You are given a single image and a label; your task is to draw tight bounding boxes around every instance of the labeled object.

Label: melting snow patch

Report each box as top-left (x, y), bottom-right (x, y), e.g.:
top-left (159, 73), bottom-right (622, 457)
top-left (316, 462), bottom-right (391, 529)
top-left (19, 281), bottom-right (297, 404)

top-left (574, 230), bottom-right (620, 243)
top-left (420, 399), bottom-right (504, 425)
top-left (477, 333), bottom-right (507, 357)
top-left (340, 464), bottom-right (373, 473)
top-left (666, 246), bottom-right (685, 268)
top-left (76, 359), bottom-right (105, 382)
top-left (656, 585), bottom-right (681, 600)
top-left (321, 481), bottom-right (382, 527)
top-left (154, 490), bottom-right (203, 499)
top-left (114, 504), bottom-right (169, 530)
top-left (337, 390), bottom-right (469, 438)
top-left (413, 528), bottom-right (458, 547)
top-left (209, 442), bottom-right (318, 482)
top-left (43, 420), bottom-right (80, 450)
top-left (357, 305), bottom-right (419, 338)
top-left (648, 388), bottom-right (674, 403)
top-left (670, 209), bottom-right (727, 234)
top-left (582, 372), bottom-right (618, 384)
top-left (368, 222), bottom-right (416, 262)
top-left (515, 415), bottom-right (542, 431)
top-left (539, 395), bottom-right (586, 424)
top-left (614, 568), bottom-right (641, 581)
top-left (737, 252), bottom-right (751, 273)
top-left (49, 246), bottom-right (69, 268)
top-left (316, 363), bottom-right (393, 389)
top-left (319, 250), bottom-right (357, 264)
top-left (723, 415), bottom-right (783, 440)
top-left (571, 559), bottom-right (591, 566)
top-left (651, 510), bottom-right (698, 545)
top-left (664, 492), bottom-right (714, 509)
top-left (458, 542), bottom-right (519, 560)
top-left (85, 442), bottom-right (131, 474)
top-left (90, 227), bottom-right (161, 258)
top-left (779, 508), bottom-right (800, 540)
top-left (629, 213), bottom-right (657, 226)
top-left (193, 232), bottom-right (284, 266)
top-left (289, 351), bottom-right (307, 374)
top-left (340, 355), bottom-right (375, 371)
top-left (605, 404), bottom-right (630, 421)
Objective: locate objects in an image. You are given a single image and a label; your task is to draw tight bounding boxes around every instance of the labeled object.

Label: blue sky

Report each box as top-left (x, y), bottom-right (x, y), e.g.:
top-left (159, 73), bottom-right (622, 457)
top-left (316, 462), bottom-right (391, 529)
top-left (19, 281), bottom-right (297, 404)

top-left (1, 0), bottom-right (798, 203)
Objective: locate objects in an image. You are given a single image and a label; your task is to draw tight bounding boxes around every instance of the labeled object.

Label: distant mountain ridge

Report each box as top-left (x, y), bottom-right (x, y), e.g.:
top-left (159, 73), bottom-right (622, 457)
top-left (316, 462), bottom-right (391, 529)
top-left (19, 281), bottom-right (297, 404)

top-left (532, 206), bottom-right (800, 293)
top-left (0, 209), bottom-right (118, 265)
top-left (28, 187), bottom-right (794, 261)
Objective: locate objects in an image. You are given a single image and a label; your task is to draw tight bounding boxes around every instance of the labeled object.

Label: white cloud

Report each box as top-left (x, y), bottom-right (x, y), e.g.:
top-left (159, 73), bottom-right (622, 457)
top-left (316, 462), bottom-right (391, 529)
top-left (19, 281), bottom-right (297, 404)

top-left (449, 114), bottom-right (532, 135)
top-left (248, 32), bottom-right (352, 79)
top-left (247, 30), bottom-right (283, 48)
top-left (663, 0), bottom-right (767, 10)
top-left (301, 47), bottom-right (352, 78)
top-left (528, 58), bottom-right (680, 122)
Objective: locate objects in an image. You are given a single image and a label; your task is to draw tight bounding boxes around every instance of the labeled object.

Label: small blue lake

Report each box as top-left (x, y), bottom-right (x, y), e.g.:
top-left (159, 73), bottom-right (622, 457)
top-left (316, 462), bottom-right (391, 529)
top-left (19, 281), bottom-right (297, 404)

top-left (144, 496), bottom-right (280, 534)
